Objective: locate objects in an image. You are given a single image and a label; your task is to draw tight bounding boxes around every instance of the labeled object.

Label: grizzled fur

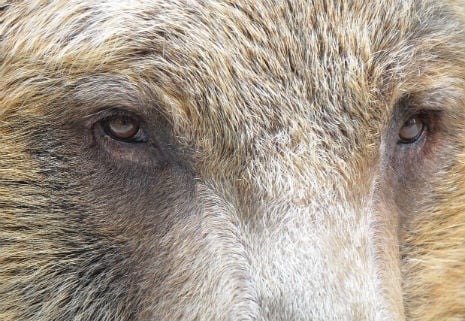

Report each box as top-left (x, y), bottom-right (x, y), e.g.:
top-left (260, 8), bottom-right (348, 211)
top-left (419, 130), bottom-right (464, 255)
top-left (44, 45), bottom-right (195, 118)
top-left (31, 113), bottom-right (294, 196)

top-left (0, 1), bottom-right (464, 321)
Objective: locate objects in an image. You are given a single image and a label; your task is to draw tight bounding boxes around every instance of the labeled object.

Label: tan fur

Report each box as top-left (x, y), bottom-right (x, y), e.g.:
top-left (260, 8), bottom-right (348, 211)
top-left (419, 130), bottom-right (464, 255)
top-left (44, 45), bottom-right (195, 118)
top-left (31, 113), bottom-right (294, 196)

top-left (0, 1), bottom-right (464, 321)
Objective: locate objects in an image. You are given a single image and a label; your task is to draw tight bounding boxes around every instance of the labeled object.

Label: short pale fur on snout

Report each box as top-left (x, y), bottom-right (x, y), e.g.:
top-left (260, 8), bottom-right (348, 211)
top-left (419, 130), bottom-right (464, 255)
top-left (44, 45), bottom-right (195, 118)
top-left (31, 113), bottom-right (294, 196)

top-left (0, 1), bottom-right (464, 321)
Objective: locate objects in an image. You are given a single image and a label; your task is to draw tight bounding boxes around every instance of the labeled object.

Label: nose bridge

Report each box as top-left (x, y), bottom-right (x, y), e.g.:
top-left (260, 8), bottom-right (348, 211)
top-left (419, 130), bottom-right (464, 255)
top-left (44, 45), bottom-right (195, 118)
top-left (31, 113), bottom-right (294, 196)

top-left (241, 197), bottom-right (404, 321)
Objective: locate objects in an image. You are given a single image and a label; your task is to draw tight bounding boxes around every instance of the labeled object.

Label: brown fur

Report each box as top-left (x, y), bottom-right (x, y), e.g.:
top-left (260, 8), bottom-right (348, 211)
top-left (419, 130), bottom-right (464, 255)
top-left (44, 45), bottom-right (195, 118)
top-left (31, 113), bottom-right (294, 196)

top-left (0, 1), bottom-right (464, 320)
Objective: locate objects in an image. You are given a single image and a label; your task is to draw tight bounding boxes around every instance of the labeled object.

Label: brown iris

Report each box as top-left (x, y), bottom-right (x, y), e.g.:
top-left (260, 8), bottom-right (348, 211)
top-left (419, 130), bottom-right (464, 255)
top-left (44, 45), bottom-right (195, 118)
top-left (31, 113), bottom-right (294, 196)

top-left (399, 116), bottom-right (425, 144)
top-left (103, 115), bottom-right (141, 141)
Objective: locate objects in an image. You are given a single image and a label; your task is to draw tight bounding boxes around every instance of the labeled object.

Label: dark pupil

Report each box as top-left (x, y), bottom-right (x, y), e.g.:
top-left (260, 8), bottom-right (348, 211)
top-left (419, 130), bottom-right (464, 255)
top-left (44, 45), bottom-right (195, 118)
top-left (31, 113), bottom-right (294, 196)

top-left (399, 117), bottom-right (423, 142)
top-left (107, 116), bottom-right (139, 139)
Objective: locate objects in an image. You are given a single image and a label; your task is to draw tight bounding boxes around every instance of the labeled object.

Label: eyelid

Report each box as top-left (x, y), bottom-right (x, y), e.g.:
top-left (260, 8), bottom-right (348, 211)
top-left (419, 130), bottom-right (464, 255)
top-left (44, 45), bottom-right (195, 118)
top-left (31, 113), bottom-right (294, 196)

top-left (85, 107), bottom-right (137, 125)
top-left (84, 107), bottom-right (145, 125)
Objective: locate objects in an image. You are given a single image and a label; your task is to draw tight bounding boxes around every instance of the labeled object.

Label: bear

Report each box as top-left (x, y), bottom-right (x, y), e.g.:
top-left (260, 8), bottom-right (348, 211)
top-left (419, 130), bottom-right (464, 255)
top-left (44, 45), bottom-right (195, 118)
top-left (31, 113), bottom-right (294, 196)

top-left (0, 0), bottom-right (464, 320)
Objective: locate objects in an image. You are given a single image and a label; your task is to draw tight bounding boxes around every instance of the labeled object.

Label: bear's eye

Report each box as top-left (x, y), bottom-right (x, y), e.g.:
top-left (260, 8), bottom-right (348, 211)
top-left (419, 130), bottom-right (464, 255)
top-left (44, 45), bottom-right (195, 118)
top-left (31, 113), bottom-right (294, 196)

top-left (398, 116), bottom-right (425, 144)
top-left (102, 115), bottom-right (146, 143)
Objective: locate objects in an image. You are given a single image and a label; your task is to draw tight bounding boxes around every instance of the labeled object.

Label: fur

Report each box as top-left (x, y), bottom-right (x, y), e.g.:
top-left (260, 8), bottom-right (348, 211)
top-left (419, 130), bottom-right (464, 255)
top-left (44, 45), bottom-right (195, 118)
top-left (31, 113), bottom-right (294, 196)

top-left (0, 1), bottom-right (464, 320)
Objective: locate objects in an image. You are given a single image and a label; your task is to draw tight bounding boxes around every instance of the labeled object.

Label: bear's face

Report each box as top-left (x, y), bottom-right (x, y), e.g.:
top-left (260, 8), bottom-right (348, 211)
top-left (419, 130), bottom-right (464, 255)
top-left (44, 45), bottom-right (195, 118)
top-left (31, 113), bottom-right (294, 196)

top-left (0, 1), bottom-right (464, 321)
